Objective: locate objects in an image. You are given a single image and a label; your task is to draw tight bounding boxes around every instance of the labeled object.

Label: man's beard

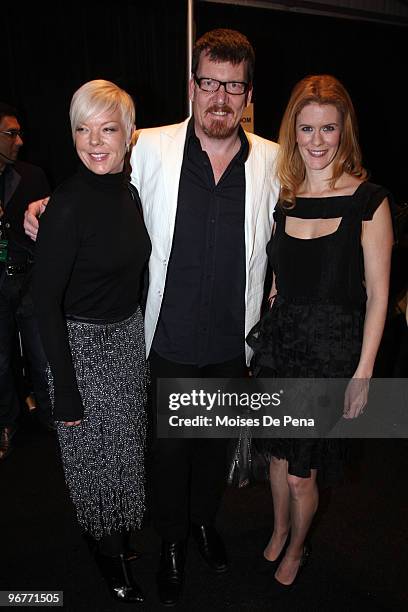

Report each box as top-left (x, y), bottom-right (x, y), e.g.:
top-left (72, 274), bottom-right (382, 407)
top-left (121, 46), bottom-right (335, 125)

top-left (202, 105), bottom-right (236, 139)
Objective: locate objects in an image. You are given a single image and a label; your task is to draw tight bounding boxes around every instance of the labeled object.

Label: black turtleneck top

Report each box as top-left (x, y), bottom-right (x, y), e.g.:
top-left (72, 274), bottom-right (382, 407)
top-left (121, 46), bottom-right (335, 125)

top-left (32, 163), bottom-right (151, 421)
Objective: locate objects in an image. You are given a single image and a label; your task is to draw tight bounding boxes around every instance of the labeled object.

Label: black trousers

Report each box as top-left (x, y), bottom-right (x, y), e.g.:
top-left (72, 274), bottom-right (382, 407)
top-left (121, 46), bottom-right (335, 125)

top-left (0, 271), bottom-right (52, 427)
top-left (149, 350), bottom-right (247, 541)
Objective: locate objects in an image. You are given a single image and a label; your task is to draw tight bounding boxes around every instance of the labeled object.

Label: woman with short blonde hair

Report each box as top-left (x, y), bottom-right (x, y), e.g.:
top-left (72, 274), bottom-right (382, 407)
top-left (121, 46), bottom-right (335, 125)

top-left (33, 79), bottom-right (150, 603)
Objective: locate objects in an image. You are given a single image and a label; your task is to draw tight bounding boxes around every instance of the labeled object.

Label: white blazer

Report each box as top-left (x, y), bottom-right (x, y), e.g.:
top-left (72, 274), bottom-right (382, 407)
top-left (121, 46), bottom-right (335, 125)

top-left (131, 118), bottom-right (280, 364)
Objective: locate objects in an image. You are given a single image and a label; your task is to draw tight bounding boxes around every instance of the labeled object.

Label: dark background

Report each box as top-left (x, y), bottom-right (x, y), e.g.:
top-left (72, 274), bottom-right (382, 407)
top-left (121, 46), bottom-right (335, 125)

top-left (2, 4), bottom-right (407, 609)
top-left (2, 1), bottom-right (407, 204)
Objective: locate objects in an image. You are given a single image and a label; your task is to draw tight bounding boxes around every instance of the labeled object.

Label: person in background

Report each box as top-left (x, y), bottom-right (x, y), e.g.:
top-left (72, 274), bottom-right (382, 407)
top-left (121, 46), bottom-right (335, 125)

top-left (32, 80), bottom-right (150, 603)
top-left (247, 74), bottom-right (393, 588)
top-left (0, 102), bottom-right (52, 461)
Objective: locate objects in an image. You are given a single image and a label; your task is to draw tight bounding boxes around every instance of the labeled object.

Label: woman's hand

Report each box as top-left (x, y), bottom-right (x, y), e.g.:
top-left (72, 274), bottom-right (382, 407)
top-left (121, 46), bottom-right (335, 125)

top-left (343, 377), bottom-right (370, 419)
top-left (62, 420), bottom-right (82, 426)
top-left (268, 293), bottom-right (277, 309)
top-left (268, 269), bottom-right (277, 309)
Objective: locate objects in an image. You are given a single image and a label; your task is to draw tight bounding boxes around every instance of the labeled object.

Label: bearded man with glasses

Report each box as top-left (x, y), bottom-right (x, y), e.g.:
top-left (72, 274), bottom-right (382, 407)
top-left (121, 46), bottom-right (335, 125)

top-left (0, 102), bottom-right (52, 460)
top-left (131, 28), bottom-right (279, 605)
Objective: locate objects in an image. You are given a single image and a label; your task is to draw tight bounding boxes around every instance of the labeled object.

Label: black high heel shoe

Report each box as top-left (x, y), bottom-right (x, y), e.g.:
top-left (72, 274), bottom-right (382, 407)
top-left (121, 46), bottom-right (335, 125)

top-left (258, 531), bottom-right (291, 573)
top-left (273, 542), bottom-right (311, 590)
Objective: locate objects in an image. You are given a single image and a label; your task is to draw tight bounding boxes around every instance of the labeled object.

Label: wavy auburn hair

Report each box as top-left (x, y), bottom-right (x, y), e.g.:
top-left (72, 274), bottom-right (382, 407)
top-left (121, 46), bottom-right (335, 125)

top-left (277, 74), bottom-right (367, 207)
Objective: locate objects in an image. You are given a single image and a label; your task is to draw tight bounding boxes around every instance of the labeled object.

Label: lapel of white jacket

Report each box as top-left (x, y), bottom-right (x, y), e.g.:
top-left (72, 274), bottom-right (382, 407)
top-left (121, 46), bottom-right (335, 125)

top-left (244, 133), bottom-right (265, 267)
top-left (159, 119), bottom-right (190, 245)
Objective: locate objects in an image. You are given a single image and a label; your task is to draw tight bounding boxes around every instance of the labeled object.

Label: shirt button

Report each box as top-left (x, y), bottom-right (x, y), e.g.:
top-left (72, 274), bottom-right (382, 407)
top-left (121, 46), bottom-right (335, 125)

top-left (210, 219), bottom-right (215, 224)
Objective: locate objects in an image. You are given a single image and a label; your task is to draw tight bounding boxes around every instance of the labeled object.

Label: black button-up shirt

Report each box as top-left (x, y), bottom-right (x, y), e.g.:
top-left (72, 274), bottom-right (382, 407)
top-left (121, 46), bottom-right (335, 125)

top-left (153, 118), bottom-right (248, 366)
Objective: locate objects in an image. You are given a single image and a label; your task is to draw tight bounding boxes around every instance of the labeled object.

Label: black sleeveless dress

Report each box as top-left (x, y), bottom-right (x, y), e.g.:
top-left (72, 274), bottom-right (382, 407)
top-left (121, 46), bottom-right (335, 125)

top-left (246, 182), bottom-right (390, 484)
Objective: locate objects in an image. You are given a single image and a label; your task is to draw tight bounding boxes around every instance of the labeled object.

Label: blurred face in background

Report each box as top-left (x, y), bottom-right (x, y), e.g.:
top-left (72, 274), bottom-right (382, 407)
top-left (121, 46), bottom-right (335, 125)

top-left (0, 115), bottom-right (23, 168)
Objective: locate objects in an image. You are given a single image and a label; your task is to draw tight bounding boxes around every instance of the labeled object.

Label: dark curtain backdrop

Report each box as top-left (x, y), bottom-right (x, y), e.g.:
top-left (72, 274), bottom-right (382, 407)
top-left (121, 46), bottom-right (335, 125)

top-left (2, 1), bottom-right (188, 187)
top-left (2, 1), bottom-right (406, 204)
top-left (196, 2), bottom-right (406, 203)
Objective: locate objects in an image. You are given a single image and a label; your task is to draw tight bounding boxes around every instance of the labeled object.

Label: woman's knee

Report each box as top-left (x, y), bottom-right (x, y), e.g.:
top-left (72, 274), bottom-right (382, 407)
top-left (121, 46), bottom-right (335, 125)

top-left (287, 473), bottom-right (315, 496)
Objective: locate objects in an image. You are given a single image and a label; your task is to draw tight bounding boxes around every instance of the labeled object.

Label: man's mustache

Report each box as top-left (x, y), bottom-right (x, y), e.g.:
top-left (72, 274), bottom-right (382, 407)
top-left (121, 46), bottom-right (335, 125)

top-left (205, 105), bottom-right (233, 115)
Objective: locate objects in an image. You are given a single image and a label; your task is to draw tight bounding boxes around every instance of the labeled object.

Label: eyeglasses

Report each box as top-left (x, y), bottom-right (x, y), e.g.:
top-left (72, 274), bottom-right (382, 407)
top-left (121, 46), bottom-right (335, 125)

top-left (194, 75), bottom-right (249, 95)
top-left (0, 130), bottom-right (23, 139)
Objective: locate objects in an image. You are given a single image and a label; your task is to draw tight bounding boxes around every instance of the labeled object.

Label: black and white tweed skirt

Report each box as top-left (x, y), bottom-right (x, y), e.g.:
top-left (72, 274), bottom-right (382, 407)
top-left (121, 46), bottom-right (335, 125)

top-left (51, 308), bottom-right (148, 540)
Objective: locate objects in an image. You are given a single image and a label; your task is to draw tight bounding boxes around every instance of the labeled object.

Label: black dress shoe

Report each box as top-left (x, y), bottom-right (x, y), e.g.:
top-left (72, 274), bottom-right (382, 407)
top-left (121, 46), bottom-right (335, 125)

top-left (0, 426), bottom-right (17, 461)
top-left (94, 551), bottom-right (144, 603)
top-left (191, 524), bottom-right (228, 573)
top-left (156, 540), bottom-right (186, 607)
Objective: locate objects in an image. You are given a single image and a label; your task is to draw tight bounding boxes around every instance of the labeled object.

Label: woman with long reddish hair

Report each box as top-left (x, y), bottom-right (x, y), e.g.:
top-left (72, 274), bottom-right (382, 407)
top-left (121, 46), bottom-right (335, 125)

top-left (248, 74), bottom-right (393, 587)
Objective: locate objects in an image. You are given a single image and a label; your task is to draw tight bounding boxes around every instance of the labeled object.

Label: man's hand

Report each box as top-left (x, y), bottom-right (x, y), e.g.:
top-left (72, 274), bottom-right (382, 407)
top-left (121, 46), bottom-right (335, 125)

top-left (24, 197), bottom-right (50, 241)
